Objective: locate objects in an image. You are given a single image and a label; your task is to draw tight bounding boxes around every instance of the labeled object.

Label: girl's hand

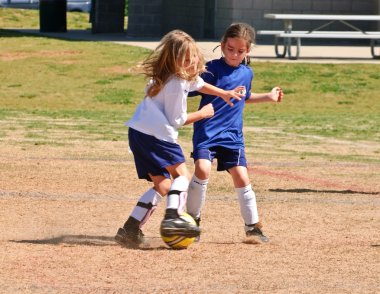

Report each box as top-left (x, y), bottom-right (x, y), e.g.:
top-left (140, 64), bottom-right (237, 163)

top-left (271, 87), bottom-right (283, 102)
top-left (220, 88), bottom-right (244, 106)
top-left (199, 83), bottom-right (244, 107)
top-left (200, 103), bottom-right (215, 118)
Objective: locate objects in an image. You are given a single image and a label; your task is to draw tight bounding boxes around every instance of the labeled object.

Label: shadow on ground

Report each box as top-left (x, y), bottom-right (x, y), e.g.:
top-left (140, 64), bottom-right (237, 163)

top-left (270, 188), bottom-right (379, 195)
top-left (10, 235), bottom-right (174, 250)
top-left (11, 235), bottom-right (117, 246)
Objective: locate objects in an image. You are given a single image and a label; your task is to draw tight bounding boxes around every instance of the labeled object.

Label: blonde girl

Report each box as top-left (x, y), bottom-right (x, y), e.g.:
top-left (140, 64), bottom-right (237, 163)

top-left (115, 30), bottom-right (243, 248)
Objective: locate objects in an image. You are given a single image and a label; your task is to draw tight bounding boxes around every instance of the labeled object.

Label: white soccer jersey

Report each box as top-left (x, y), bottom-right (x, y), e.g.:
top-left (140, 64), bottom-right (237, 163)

top-left (127, 75), bottom-right (205, 143)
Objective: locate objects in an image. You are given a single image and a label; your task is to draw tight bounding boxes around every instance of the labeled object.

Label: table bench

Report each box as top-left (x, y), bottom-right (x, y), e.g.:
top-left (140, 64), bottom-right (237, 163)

top-left (258, 14), bottom-right (380, 60)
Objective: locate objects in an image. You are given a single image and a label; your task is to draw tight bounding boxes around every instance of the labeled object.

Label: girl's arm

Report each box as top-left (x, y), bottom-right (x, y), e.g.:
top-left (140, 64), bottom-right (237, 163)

top-left (246, 86), bottom-right (283, 104)
top-left (199, 83), bottom-right (244, 106)
top-left (184, 103), bottom-right (214, 125)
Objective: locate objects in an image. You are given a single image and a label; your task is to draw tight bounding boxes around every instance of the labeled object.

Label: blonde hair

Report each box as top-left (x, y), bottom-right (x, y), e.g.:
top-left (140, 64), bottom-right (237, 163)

top-left (221, 23), bottom-right (256, 50)
top-left (143, 30), bottom-right (206, 97)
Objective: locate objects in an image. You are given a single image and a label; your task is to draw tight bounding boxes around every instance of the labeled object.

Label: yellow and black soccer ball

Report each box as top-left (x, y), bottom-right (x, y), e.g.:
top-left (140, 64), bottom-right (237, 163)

top-left (161, 212), bottom-right (197, 250)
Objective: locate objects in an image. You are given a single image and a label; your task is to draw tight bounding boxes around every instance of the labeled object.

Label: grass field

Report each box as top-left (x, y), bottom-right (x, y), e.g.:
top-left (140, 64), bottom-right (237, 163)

top-left (1, 8), bottom-right (380, 146)
top-left (0, 8), bottom-right (379, 294)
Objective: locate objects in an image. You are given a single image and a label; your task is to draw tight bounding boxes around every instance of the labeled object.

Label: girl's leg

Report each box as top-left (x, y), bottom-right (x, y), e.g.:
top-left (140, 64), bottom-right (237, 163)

top-left (187, 159), bottom-right (212, 222)
top-left (164, 162), bottom-right (190, 218)
top-left (160, 163), bottom-right (201, 237)
top-left (123, 175), bottom-right (170, 228)
top-left (229, 166), bottom-right (269, 242)
top-left (115, 175), bottom-right (171, 248)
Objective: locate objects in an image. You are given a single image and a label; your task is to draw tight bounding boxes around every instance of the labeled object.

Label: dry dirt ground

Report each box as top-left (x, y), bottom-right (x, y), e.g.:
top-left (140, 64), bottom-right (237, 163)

top-left (0, 124), bottom-right (379, 294)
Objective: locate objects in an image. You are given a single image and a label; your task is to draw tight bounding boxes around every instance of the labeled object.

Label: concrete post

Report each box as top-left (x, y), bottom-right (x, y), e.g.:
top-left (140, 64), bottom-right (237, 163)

top-left (92, 0), bottom-right (125, 34)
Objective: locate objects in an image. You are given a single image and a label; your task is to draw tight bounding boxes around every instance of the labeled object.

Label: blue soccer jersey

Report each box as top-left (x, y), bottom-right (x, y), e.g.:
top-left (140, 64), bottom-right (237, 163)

top-left (192, 58), bottom-right (254, 150)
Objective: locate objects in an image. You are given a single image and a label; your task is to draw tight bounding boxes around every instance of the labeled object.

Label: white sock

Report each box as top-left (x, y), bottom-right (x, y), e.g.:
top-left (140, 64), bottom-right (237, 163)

top-left (166, 176), bottom-right (189, 214)
top-left (236, 184), bottom-right (259, 232)
top-left (130, 188), bottom-right (163, 226)
top-left (186, 175), bottom-right (208, 219)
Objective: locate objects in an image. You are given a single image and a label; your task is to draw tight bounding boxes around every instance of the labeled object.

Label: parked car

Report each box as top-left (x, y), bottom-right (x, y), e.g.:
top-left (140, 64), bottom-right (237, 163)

top-left (67, 0), bottom-right (91, 13)
top-left (0, 0), bottom-right (39, 9)
top-left (0, 0), bottom-right (91, 13)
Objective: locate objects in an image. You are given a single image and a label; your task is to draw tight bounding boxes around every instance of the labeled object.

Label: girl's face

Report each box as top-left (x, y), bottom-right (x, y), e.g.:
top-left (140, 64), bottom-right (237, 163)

top-left (180, 50), bottom-right (199, 76)
top-left (221, 37), bottom-right (250, 67)
top-left (177, 51), bottom-right (199, 76)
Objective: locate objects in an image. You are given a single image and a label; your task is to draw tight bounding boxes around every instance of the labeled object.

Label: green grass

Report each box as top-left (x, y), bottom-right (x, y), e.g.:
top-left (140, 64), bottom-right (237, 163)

top-left (1, 8), bottom-right (379, 149)
top-left (242, 63), bottom-right (380, 141)
top-left (0, 7), bottom-right (92, 29)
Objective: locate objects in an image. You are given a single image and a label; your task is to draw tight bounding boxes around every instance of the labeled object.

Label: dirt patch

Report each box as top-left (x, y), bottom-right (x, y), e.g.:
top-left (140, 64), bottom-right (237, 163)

top-left (0, 129), bottom-right (379, 293)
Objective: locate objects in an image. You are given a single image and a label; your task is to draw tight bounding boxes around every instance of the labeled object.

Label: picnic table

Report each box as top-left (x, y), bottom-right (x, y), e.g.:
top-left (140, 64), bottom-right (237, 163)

top-left (258, 14), bottom-right (380, 59)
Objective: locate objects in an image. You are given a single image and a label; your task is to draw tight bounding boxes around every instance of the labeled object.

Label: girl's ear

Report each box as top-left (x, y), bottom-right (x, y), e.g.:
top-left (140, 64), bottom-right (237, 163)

top-left (243, 45), bottom-right (252, 65)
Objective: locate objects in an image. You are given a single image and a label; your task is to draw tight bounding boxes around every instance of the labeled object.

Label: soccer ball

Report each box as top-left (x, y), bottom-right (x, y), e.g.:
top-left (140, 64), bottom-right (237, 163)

top-left (161, 212), bottom-right (197, 250)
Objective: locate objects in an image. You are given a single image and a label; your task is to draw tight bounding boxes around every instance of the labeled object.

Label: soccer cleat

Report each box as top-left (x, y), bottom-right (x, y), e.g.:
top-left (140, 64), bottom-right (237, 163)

top-left (245, 226), bottom-right (270, 243)
top-left (115, 227), bottom-right (145, 248)
top-left (160, 217), bottom-right (201, 238)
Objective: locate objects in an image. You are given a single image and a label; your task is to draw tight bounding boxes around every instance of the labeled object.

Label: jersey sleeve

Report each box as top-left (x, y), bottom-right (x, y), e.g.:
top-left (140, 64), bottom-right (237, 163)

top-left (162, 79), bottom-right (187, 129)
top-left (246, 66), bottom-right (254, 100)
top-left (189, 76), bottom-right (205, 92)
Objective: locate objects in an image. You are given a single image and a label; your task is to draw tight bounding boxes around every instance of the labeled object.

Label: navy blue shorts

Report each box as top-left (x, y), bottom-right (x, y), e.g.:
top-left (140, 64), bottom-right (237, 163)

top-left (128, 128), bottom-right (185, 181)
top-left (191, 146), bottom-right (247, 171)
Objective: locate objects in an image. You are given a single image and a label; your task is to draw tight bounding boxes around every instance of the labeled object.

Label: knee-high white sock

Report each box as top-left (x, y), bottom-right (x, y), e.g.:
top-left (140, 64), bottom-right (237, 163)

top-left (186, 175), bottom-right (208, 219)
top-left (166, 175), bottom-right (189, 214)
top-left (130, 188), bottom-right (163, 227)
top-left (236, 184), bottom-right (259, 232)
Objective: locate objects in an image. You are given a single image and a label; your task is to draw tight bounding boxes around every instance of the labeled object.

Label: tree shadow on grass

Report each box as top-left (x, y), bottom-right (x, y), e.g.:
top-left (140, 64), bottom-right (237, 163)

top-left (269, 188), bottom-right (379, 195)
top-left (0, 28), bottom-right (160, 43)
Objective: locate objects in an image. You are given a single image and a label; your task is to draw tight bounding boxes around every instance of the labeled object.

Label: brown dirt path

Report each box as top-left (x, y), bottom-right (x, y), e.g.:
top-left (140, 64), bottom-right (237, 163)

top-left (0, 132), bottom-right (379, 293)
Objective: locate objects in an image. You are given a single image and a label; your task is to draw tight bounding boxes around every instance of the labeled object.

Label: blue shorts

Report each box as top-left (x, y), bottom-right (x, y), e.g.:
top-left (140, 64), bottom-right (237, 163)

top-left (128, 128), bottom-right (185, 181)
top-left (191, 146), bottom-right (247, 171)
